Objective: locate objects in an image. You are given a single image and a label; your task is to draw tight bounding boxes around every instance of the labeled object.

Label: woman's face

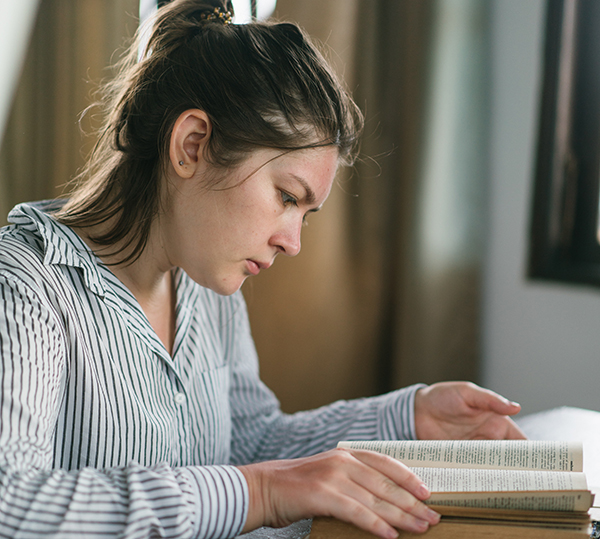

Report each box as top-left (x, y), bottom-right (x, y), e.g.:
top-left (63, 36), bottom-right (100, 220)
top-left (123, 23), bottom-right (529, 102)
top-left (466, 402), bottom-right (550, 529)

top-left (162, 145), bottom-right (339, 295)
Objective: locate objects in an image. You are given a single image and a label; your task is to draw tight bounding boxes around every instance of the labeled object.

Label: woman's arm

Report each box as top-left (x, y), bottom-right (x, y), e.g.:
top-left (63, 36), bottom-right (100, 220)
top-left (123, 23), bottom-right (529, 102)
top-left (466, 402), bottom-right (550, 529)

top-left (225, 293), bottom-right (425, 464)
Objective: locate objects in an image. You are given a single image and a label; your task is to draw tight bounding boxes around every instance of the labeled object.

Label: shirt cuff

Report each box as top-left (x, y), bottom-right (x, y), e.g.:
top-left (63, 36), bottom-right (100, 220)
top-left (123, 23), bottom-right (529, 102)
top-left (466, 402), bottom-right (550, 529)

top-left (376, 383), bottom-right (427, 441)
top-left (184, 465), bottom-right (248, 539)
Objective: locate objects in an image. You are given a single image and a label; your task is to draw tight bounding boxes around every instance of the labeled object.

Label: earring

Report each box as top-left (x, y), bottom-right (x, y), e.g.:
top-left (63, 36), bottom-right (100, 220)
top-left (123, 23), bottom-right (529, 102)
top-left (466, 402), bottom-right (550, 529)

top-left (179, 160), bottom-right (184, 166)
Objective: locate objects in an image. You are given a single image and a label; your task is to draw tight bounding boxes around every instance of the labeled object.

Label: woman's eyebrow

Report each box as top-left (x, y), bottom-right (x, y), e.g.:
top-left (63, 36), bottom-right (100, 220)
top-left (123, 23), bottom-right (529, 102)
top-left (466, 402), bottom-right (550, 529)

top-left (289, 175), bottom-right (316, 205)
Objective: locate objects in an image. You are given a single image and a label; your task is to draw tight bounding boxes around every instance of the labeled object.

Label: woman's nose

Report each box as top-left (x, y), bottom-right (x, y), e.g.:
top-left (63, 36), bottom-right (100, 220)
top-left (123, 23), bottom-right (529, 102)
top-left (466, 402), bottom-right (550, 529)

top-left (271, 217), bottom-right (302, 257)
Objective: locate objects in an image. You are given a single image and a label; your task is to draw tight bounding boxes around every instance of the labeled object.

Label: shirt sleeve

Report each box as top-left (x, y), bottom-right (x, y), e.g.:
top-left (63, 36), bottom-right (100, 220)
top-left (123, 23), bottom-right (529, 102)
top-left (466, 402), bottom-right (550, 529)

top-left (227, 292), bottom-right (426, 465)
top-left (0, 273), bottom-right (248, 539)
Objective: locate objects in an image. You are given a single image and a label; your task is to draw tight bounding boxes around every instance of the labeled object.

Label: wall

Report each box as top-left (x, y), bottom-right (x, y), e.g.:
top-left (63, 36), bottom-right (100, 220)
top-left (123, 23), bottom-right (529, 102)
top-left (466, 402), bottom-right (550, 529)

top-left (482, 0), bottom-right (600, 414)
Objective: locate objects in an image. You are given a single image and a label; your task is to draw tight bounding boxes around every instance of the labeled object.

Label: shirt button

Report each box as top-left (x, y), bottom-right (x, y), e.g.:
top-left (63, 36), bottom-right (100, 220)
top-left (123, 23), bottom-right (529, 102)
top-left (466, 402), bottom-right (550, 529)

top-left (174, 392), bottom-right (186, 405)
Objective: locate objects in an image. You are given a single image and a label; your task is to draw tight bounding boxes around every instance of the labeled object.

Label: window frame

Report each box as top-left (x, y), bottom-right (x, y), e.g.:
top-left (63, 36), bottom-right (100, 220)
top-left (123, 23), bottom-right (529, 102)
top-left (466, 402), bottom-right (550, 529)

top-left (529, 0), bottom-right (600, 286)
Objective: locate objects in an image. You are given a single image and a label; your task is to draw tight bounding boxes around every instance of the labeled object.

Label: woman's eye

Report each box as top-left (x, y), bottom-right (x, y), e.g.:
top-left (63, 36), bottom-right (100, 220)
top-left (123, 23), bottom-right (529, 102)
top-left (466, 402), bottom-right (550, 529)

top-left (280, 191), bottom-right (298, 207)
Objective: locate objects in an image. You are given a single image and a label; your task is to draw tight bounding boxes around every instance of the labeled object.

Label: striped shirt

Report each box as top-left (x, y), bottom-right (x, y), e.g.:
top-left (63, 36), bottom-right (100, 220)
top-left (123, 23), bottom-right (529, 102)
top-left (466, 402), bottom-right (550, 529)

top-left (0, 201), bottom-right (421, 539)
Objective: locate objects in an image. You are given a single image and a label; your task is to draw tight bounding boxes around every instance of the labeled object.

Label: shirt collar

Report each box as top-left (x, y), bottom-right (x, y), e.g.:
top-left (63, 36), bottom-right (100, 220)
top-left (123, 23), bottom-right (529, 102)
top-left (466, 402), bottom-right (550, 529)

top-left (7, 200), bottom-right (107, 297)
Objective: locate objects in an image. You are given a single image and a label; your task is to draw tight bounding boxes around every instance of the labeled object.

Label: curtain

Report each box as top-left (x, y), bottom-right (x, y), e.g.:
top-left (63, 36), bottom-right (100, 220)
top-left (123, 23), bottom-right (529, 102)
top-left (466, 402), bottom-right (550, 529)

top-left (392, 0), bottom-right (491, 388)
top-left (247, 0), bottom-right (490, 412)
top-left (0, 0), bottom-right (139, 225)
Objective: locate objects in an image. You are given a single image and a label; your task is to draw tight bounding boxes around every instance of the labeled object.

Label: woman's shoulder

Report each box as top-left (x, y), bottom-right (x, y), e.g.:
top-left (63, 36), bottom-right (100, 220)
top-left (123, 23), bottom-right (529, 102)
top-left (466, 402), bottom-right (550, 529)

top-left (0, 200), bottom-right (87, 293)
top-left (1, 199), bottom-right (66, 254)
top-left (0, 222), bottom-right (65, 317)
top-left (0, 211), bottom-right (48, 283)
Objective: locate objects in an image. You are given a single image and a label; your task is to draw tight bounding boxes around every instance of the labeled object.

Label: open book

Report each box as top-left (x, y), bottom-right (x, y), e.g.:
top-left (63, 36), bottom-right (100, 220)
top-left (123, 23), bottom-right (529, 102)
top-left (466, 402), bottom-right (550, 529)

top-left (310, 440), bottom-right (595, 538)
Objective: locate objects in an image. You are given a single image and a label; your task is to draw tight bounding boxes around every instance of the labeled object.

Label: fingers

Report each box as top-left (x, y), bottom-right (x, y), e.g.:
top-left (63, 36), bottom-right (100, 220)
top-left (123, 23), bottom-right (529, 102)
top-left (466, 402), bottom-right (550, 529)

top-left (331, 489), bottom-right (438, 538)
top-left (331, 450), bottom-right (441, 536)
top-left (459, 382), bottom-right (521, 416)
top-left (452, 384), bottom-right (526, 439)
top-left (469, 416), bottom-right (528, 440)
top-left (492, 417), bottom-right (527, 440)
top-left (504, 420), bottom-right (528, 440)
top-left (348, 449), bottom-right (430, 500)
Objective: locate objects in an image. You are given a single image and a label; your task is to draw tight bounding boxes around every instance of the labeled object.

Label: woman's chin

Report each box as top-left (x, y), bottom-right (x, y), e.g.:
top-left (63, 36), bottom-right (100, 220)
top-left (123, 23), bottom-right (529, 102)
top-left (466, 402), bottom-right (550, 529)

top-left (186, 266), bottom-right (248, 296)
top-left (208, 276), bottom-right (247, 296)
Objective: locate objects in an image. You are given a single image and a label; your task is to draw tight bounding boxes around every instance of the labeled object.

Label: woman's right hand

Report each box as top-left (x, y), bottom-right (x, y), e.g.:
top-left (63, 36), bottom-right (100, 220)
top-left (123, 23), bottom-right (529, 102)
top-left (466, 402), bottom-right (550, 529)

top-left (237, 448), bottom-right (440, 539)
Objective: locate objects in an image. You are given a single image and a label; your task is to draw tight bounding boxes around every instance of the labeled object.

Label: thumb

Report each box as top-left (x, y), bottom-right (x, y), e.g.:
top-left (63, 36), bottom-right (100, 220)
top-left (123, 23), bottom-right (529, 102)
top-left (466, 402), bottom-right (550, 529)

top-left (464, 385), bottom-right (521, 416)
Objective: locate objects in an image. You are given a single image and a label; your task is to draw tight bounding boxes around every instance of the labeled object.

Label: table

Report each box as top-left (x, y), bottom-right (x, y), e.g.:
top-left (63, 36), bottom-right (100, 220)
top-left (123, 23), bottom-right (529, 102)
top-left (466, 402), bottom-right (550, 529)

top-left (516, 406), bottom-right (600, 522)
top-left (237, 406), bottom-right (600, 538)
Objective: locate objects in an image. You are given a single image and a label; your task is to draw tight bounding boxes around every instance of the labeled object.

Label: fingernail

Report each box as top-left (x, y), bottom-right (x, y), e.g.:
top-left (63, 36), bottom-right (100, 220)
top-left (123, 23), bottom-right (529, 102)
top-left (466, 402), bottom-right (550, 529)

top-left (385, 528), bottom-right (399, 539)
top-left (418, 483), bottom-right (430, 498)
top-left (413, 519), bottom-right (429, 533)
top-left (427, 509), bottom-right (441, 524)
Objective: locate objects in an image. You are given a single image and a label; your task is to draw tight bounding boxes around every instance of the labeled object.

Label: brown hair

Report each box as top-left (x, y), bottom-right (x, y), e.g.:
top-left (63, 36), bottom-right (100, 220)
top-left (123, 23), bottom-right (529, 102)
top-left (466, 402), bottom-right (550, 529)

top-left (55, 0), bottom-right (363, 263)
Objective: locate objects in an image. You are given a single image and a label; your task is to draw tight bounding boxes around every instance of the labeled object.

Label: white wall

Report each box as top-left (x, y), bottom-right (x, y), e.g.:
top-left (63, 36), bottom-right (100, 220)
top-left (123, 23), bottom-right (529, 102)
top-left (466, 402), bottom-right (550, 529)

top-left (482, 0), bottom-right (600, 414)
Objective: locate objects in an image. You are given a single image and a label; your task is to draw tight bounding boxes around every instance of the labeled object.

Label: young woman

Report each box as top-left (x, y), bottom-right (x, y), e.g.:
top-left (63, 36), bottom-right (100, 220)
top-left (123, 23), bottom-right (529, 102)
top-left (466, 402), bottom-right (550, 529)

top-left (0, 1), bottom-right (525, 537)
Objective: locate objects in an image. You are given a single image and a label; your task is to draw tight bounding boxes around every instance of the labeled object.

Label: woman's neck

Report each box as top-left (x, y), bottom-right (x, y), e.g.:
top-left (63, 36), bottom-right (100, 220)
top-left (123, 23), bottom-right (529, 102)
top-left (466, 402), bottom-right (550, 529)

top-left (73, 224), bottom-right (177, 355)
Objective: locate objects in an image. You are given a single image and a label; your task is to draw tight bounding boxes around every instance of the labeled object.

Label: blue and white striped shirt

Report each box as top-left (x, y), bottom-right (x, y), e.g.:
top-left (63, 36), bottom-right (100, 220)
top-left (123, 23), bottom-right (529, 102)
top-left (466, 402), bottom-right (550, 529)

top-left (0, 201), bottom-right (420, 538)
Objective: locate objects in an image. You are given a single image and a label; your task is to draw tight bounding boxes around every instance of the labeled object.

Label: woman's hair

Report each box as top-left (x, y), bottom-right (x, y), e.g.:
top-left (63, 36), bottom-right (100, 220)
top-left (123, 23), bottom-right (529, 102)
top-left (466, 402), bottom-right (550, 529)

top-left (55, 0), bottom-right (363, 263)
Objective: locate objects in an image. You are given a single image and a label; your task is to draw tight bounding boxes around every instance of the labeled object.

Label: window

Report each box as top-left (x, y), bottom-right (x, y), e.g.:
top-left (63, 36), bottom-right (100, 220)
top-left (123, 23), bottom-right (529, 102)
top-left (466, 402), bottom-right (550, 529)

top-left (529, 0), bottom-right (600, 286)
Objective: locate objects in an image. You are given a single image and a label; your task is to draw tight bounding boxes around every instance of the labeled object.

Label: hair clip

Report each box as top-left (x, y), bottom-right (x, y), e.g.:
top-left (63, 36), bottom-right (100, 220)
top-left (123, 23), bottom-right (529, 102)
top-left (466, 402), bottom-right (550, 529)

top-left (200, 7), bottom-right (233, 25)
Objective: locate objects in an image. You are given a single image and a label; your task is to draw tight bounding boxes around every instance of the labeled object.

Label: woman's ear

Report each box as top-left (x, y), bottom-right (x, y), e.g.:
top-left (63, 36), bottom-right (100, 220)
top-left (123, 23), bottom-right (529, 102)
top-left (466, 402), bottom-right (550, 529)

top-left (169, 109), bottom-right (212, 178)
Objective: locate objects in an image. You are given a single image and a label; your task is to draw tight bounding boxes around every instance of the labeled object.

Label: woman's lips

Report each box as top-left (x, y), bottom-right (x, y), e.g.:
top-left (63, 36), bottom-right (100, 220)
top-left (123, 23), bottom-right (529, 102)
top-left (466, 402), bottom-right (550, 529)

top-left (246, 259), bottom-right (260, 275)
top-left (246, 259), bottom-right (272, 275)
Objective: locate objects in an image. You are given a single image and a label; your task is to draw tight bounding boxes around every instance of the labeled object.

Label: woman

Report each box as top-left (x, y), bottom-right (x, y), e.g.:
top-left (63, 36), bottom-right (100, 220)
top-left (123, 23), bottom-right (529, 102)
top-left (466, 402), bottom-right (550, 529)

top-left (0, 1), bottom-right (524, 537)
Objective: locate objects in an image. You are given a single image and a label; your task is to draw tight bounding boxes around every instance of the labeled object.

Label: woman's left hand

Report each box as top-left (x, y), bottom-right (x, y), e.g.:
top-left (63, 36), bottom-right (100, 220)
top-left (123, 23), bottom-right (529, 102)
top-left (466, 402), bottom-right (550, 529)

top-left (414, 382), bottom-right (527, 440)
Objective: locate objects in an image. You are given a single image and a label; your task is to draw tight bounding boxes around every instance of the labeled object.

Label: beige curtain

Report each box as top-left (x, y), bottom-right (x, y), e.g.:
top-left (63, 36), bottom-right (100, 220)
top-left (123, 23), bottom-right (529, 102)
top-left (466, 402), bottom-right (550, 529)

top-left (247, 0), bottom-right (490, 412)
top-left (0, 0), bottom-right (139, 225)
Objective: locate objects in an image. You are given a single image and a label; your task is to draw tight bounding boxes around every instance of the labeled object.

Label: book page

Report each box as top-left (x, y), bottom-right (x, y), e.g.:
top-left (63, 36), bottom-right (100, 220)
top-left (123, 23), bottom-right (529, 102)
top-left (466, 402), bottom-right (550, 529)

top-left (426, 490), bottom-right (593, 512)
top-left (337, 440), bottom-right (583, 471)
top-left (416, 467), bottom-right (592, 511)
top-left (411, 467), bottom-right (588, 492)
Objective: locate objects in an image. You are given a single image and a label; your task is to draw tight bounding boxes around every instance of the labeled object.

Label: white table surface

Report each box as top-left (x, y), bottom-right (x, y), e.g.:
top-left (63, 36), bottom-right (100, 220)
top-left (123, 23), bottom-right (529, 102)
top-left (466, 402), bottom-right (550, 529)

top-left (516, 406), bottom-right (600, 521)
